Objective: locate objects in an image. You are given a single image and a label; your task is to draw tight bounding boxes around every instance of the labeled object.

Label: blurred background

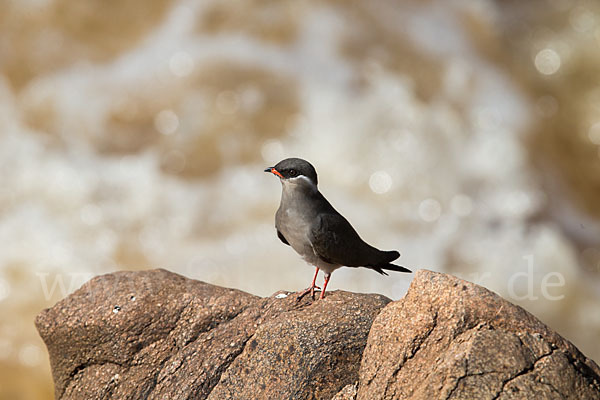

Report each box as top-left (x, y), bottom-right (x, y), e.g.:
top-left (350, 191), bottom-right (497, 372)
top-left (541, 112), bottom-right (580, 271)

top-left (1, 0), bottom-right (600, 398)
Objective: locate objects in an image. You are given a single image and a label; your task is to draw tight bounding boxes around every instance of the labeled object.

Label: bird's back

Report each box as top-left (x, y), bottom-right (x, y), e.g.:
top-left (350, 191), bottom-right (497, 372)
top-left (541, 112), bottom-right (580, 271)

top-left (307, 196), bottom-right (399, 268)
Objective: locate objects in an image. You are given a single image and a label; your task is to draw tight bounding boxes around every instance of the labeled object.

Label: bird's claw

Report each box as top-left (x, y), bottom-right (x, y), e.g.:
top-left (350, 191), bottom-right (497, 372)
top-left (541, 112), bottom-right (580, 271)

top-left (296, 285), bottom-right (322, 302)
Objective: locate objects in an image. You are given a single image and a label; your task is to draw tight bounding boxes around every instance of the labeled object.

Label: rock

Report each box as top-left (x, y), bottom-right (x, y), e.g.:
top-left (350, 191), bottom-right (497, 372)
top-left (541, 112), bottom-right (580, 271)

top-left (35, 269), bottom-right (390, 400)
top-left (36, 268), bottom-right (600, 400)
top-left (357, 270), bottom-right (600, 400)
top-left (332, 383), bottom-right (358, 400)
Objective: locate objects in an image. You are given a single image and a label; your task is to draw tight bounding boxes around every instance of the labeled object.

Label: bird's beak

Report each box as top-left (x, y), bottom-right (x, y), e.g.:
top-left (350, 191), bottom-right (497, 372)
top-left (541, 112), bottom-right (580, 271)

top-left (264, 167), bottom-right (283, 178)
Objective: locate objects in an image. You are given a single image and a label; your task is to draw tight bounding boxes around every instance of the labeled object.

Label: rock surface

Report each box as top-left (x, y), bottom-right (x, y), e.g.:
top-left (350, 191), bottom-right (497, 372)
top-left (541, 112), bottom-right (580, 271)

top-left (356, 270), bottom-right (600, 400)
top-left (36, 269), bottom-right (600, 400)
top-left (35, 269), bottom-right (389, 400)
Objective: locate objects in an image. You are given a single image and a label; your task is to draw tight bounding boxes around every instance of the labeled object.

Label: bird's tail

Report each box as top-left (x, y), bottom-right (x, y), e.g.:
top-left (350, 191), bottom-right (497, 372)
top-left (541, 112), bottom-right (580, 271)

top-left (367, 249), bottom-right (411, 275)
top-left (370, 263), bottom-right (412, 276)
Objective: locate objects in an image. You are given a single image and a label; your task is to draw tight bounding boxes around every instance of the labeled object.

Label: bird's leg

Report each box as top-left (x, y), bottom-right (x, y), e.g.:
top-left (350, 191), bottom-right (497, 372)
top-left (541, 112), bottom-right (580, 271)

top-left (296, 267), bottom-right (321, 301)
top-left (319, 273), bottom-right (331, 299)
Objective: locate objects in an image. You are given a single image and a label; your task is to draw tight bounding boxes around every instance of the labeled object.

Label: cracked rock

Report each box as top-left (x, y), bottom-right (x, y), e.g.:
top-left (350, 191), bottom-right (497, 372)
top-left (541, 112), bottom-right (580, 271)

top-left (36, 269), bottom-right (600, 400)
top-left (356, 270), bottom-right (600, 400)
top-left (35, 269), bottom-right (390, 400)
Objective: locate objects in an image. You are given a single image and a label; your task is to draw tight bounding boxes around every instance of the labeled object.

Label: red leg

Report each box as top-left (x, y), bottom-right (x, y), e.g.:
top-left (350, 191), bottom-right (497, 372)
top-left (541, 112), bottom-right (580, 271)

top-left (319, 273), bottom-right (331, 299)
top-left (296, 267), bottom-right (321, 301)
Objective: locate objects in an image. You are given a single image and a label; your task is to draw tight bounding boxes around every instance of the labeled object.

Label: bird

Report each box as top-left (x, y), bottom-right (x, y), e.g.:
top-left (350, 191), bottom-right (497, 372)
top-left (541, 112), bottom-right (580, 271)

top-left (264, 157), bottom-right (411, 300)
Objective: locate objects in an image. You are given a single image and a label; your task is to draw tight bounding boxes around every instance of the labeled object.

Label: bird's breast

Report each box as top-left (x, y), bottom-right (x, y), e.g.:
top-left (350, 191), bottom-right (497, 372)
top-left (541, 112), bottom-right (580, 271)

top-left (275, 201), bottom-right (340, 273)
top-left (277, 208), bottom-right (310, 248)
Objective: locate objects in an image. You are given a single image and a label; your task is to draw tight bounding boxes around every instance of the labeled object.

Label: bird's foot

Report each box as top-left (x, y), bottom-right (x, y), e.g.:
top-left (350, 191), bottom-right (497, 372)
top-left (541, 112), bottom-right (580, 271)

top-left (296, 285), bottom-right (321, 302)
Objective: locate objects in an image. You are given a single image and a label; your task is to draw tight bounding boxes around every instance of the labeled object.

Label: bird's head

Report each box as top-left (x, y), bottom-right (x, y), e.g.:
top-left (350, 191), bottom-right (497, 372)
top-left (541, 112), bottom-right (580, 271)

top-left (264, 158), bottom-right (318, 188)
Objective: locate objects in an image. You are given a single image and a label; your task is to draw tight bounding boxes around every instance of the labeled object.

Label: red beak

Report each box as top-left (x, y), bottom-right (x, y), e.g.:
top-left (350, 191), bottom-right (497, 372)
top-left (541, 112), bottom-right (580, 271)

top-left (264, 167), bottom-right (283, 178)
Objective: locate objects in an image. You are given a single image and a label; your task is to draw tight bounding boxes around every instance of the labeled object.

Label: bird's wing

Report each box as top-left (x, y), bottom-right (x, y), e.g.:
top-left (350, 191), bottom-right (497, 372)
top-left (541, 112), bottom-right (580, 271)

top-left (277, 230), bottom-right (290, 246)
top-left (308, 213), bottom-right (373, 267)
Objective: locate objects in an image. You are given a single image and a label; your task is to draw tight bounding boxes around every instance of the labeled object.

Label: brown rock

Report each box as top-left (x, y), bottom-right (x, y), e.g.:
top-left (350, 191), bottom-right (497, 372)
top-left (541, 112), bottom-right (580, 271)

top-left (35, 269), bottom-right (390, 400)
top-left (36, 268), bottom-right (600, 400)
top-left (332, 383), bottom-right (358, 400)
top-left (357, 270), bottom-right (600, 400)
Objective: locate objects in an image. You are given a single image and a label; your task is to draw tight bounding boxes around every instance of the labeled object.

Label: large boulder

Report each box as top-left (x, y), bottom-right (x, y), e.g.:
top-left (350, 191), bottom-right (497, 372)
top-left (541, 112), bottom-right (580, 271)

top-left (35, 269), bottom-right (390, 400)
top-left (36, 268), bottom-right (600, 400)
top-left (356, 270), bottom-right (600, 400)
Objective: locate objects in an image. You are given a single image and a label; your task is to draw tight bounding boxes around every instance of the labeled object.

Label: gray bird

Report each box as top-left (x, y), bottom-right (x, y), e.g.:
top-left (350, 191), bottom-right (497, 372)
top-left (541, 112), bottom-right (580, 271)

top-left (264, 157), bottom-right (411, 300)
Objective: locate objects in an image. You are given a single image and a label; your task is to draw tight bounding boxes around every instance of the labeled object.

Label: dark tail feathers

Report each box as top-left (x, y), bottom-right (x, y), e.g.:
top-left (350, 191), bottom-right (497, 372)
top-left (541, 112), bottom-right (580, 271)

top-left (368, 250), bottom-right (410, 275)
top-left (370, 262), bottom-right (412, 276)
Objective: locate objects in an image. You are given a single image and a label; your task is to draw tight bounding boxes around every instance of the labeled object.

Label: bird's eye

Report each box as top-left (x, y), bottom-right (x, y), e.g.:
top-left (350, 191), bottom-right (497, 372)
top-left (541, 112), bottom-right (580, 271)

top-left (288, 169), bottom-right (297, 177)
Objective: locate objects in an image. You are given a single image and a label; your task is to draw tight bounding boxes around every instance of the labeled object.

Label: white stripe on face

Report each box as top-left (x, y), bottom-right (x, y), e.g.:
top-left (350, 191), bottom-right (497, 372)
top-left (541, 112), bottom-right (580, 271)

top-left (282, 174), bottom-right (317, 189)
